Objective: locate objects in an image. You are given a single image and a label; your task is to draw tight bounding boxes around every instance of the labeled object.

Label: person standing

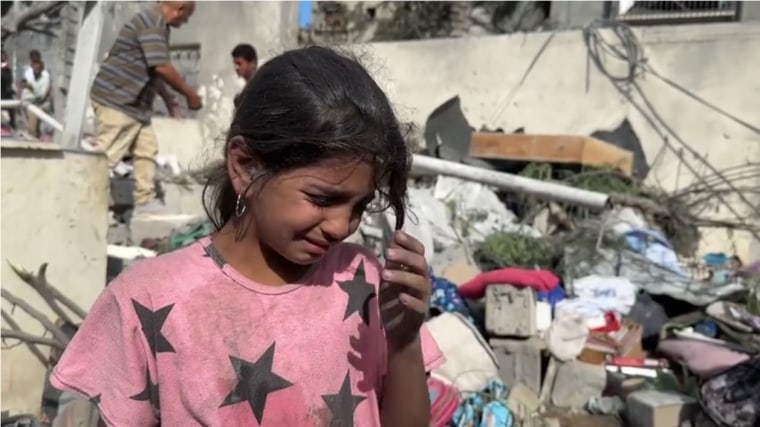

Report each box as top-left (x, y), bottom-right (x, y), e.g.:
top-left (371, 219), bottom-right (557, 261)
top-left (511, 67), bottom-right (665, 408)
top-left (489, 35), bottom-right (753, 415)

top-left (92, 1), bottom-right (201, 216)
top-left (230, 43), bottom-right (257, 109)
top-left (1, 51), bottom-right (16, 129)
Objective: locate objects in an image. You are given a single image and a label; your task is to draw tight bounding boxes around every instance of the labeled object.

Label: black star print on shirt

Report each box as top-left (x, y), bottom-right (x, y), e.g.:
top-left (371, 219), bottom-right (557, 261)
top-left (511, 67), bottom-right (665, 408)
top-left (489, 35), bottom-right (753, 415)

top-left (130, 368), bottom-right (160, 411)
top-left (338, 261), bottom-right (376, 325)
top-left (220, 343), bottom-right (293, 424)
top-left (322, 371), bottom-right (366, 427)
top-left (132, 299), bottom-right (175, 356)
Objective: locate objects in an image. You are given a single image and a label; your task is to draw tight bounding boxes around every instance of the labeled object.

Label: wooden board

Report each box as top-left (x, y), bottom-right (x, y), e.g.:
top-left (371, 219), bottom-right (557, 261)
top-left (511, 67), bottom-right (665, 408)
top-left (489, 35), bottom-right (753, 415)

top-left (469, 132), bottom-right (634, 176)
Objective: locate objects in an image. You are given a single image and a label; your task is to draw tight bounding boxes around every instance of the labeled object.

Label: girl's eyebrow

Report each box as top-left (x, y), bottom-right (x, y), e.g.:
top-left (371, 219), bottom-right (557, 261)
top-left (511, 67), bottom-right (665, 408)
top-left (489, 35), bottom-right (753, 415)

top-left (305, 184), bottom-right (374, 202)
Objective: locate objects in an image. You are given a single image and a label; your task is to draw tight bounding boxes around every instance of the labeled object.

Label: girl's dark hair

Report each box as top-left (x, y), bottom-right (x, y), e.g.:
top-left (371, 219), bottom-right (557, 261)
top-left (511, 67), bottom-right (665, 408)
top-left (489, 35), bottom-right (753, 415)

top-left (203, 46), bottom-right (411, 231)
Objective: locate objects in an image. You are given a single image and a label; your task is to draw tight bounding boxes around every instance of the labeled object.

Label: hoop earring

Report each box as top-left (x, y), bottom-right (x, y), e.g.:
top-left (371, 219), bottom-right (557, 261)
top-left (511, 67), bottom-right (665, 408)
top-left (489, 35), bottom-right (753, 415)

top-left (235, 193), bottom-right (247, 217)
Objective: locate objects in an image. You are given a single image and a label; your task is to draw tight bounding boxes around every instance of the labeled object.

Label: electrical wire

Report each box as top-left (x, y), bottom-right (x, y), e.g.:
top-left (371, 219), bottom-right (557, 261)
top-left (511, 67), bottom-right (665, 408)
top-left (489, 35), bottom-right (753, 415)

top-left (582, 19), bottom-right (760, 230)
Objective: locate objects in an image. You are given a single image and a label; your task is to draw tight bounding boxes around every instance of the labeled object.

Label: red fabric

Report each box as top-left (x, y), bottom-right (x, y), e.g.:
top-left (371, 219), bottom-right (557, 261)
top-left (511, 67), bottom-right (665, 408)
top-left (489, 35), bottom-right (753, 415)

top-left (591, 311), bottom-right (621, 333)
top-left (458, 268), bottom-right (559, 299)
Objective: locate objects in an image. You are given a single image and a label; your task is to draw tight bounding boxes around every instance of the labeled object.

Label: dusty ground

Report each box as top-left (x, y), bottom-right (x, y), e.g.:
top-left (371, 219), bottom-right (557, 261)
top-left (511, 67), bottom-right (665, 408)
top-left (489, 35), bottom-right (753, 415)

top-left (541, 408), bottom-right (623, 427)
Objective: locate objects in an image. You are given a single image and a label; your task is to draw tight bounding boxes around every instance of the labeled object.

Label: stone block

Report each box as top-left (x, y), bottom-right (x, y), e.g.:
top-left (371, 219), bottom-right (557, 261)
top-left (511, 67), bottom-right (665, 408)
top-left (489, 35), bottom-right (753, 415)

top-left (507, 382), bottom-right (541, 422)
top-left (550, 360), bottom-right (607, 409)
top-left (490, 337), bottom-right (544, 396)
top-left (486, 284), bottom-right (537, 337)
top-left (626, 390), bottom-right (698, 427)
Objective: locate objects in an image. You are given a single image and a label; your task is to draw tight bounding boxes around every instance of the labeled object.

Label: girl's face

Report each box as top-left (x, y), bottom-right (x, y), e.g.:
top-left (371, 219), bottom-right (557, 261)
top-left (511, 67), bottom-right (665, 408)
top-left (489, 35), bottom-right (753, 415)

top-left (243, 156), bottom-right (376, 266)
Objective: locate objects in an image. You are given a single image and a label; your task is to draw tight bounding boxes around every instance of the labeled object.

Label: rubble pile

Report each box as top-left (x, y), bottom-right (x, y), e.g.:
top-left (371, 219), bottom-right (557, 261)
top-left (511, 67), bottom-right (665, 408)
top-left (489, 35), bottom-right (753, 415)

top-left (345, 173), bottom-right (759, 426)
top-left (347, 98), bottom-right (760, 426)
top-left (104, 97), bottom-right (758, 427)
top-left (5, 98), bottom-right (759, 427)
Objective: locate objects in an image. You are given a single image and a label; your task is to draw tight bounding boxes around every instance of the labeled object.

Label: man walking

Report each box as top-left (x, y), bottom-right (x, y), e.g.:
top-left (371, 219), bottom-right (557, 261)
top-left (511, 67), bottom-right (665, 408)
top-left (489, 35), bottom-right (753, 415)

top-left (230, 43), bottom-right (257, 108)
top-left (92, 1), bottom-right (201, 216)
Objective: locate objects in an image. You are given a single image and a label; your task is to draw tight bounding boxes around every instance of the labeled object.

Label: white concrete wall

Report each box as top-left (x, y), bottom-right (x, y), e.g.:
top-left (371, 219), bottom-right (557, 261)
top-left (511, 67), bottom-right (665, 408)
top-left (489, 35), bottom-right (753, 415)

top-left (360, 22), bottom-right (760, 260)
top-left (153, 21), bottom-right (760, 260)
top-left (1, 144), bottom-right (109, 414)
top-left (169, 1), bottom-right (300, 156)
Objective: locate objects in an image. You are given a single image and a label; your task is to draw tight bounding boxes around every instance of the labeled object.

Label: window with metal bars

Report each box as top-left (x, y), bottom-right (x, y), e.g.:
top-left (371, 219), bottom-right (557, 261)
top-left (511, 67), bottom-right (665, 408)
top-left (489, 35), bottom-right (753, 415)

top-left (611, 1), bottom-right (741, 24)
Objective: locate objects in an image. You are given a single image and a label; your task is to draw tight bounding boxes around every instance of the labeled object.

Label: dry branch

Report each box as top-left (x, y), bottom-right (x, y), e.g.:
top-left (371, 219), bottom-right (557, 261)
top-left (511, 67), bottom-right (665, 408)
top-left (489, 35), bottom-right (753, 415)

top-left (8, 262), bottom-right (88, 321)
top-left (1, 329), bottom-right (64, 350)
top-left (1, 288), bottom-right (70, 345)
top-left (1, 310), bottom-right (50, 366)
top-left (1, 1), bottom-right (66, 40)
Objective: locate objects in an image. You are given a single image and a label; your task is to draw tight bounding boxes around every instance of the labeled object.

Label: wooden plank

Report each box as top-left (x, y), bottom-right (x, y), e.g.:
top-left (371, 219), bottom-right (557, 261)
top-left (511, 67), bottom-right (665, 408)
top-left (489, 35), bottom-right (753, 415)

top-left (469, 132), bottom-right (634, 176)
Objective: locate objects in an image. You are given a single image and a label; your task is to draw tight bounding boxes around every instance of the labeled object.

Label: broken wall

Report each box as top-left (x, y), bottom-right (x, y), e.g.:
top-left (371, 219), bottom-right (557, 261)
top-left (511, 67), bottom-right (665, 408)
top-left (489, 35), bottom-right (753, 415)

top-left (167, 1), bottom-right (299, 161)
top-left (1, 145), bottom-right (110, 413)
top-left (360, 22), bottom-right (760, 260)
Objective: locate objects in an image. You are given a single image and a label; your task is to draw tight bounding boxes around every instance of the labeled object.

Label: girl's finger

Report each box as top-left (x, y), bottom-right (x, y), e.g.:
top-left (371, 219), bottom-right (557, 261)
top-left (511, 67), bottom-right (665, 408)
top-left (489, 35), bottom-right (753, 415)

top-left (393, 231), bottom-right (425, 256)
top-left (385, 248), bottom-right (427, 275)
top-left (381, 270), bottom-right (431, 297)
top-left (384, 311), bottom-right (405, 330)
top-left (399, 293), bottom-right (428, 314)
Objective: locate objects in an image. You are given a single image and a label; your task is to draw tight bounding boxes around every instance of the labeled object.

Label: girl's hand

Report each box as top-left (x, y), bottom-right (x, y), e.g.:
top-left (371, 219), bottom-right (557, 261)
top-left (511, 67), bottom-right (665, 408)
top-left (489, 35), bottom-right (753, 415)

top-left (378, 231), bottom-right (431, 353)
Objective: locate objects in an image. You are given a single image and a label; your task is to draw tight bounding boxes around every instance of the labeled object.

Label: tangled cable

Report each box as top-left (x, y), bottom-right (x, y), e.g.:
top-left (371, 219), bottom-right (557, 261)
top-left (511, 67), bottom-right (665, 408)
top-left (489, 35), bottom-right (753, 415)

top-left (583, 19), bottom-right (646, 89)
top-left (582, 19), bottom-right (760, 230)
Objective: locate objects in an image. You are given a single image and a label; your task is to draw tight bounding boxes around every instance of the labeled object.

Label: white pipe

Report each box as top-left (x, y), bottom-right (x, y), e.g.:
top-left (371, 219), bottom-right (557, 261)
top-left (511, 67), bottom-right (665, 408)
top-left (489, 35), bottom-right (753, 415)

top-left (0, 100), bottom-right (64, 133)
top-left (0, 99), bottom-right (22, 108)
top-left (411, 154), bottom-right (610, 210)
top-left (26, 104), bottom-right (64, 133)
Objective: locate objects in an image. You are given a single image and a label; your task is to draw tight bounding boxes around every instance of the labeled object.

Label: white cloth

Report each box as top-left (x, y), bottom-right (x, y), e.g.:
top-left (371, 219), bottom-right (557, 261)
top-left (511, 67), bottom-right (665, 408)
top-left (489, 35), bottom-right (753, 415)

top-left (21, 68), bottom-right (51, 105)
top-left (426, 312), bottom-right (499, 392)
top-left (545, 315), bottom-right (589, 361)
top-left (558, 275), bottom-right (637, 319)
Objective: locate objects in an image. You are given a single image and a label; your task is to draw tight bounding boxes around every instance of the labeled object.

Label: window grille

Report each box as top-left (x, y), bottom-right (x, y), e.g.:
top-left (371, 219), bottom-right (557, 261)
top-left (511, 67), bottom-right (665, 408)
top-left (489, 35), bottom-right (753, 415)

top-left (613, 1), bottom-right (741, 24)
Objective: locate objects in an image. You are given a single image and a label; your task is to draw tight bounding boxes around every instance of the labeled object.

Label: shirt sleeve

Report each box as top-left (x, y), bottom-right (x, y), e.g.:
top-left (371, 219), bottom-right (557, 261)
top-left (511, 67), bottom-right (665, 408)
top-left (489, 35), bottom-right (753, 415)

top-left (420, 324), bottom-right (445, 371)
top-left (50, 286), bottom-right (159, 426)
top-left (138, 18), bottom-right (170, 68)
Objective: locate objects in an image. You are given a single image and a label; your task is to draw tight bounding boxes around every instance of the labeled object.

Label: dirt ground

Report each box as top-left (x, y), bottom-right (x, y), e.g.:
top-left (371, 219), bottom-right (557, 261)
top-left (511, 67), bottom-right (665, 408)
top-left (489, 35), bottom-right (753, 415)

top-left (541, 409), bottom-right (623, 427)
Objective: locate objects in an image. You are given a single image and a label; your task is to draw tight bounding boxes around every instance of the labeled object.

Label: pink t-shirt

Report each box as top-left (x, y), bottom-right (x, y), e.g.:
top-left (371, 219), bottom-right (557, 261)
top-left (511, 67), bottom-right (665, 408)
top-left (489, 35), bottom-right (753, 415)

top-left (51, 239), bottom-right (444, 426)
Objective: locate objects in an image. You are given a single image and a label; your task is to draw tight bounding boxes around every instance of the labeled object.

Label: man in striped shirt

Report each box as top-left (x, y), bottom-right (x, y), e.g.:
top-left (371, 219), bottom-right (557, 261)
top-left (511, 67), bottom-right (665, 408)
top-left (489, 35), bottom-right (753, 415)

top-left (92, 1), bottom-right (201, 216)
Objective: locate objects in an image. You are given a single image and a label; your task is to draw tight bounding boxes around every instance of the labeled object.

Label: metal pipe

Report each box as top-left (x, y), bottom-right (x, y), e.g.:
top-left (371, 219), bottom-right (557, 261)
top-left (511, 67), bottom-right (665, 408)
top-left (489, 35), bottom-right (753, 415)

top-left (411, 154), bottom-right (610, 210)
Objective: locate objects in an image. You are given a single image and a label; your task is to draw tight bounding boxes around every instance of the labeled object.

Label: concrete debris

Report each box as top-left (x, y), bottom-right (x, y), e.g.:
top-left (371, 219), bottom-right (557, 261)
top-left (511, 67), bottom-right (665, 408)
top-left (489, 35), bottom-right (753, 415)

top-left (440, 259), bottom-right (481, 286)
top-left (626, 390), bottom-right (698, 427)
top-left (507, 383), bottom-right (542, 422)
top-left (549, 360), bottom-right (608, 409)
top-left (429, 244), bottom-right (478, 278)
top-left (486, 285), bottom-right (538, 337)
top-left (433, 176), bottom-right (539, 245)
top-left (491, 338), bottom-right (544, 397)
